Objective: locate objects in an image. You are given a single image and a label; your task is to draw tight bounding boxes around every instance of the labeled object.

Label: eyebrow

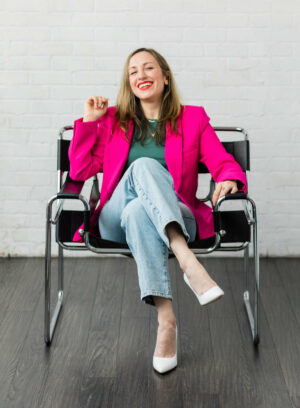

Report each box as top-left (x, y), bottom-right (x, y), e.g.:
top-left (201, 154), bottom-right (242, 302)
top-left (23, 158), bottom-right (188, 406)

top-left (129, 62), bottom-right (153, 70)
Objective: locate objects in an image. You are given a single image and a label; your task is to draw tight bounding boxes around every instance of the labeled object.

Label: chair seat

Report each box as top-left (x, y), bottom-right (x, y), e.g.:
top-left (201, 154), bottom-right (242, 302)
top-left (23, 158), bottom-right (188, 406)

top-left (89, 234), bottom-right (217, 249)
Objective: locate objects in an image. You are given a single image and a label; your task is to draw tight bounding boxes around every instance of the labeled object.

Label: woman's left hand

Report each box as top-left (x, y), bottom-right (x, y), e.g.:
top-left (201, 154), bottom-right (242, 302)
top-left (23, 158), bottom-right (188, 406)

top-left (212, 180), bottom-right (238, 206)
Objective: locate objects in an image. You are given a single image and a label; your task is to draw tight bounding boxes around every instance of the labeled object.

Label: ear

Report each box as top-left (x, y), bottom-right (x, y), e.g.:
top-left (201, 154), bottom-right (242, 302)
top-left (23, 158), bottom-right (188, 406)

top-left (164, 71), bottom-right (170, 85)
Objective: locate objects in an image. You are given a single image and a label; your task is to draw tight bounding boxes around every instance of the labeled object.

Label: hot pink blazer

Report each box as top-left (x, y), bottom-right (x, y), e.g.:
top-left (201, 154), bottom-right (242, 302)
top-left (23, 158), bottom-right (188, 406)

top-left (68, 105), bottom-right (247, 242)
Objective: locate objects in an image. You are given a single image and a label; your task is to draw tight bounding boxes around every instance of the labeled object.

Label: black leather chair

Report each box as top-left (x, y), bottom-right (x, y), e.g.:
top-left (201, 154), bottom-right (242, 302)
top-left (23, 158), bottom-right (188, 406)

top-left (45, 125), bottom-right (260, 347)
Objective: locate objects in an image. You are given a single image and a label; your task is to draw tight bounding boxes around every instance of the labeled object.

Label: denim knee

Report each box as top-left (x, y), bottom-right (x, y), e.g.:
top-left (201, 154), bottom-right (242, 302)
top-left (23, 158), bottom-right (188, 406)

top-left (131, 157), bottom-right (174, 186)
top-left (120, 197), bottom-right (144, 230)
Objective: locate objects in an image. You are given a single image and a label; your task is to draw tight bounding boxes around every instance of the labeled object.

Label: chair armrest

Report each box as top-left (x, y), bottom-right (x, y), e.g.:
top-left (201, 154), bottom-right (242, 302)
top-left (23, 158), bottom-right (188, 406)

top-left (57, 192), bottom-right (81, 199)
top-left (213, 192), bottom-right (248, 211)
top-left (48, 172), bottom-right (88, 228)
top-left (59, 173), bottom-right (84, 195)
top-left (212, 192), bottom-right (256, 233)
top-left (49, 190), bottom-right (90, 231)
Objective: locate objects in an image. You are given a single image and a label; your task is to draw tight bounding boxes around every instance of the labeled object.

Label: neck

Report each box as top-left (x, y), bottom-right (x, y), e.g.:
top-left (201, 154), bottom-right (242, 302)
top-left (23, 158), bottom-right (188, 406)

top-left (140, 98), bottom-right (161, 120)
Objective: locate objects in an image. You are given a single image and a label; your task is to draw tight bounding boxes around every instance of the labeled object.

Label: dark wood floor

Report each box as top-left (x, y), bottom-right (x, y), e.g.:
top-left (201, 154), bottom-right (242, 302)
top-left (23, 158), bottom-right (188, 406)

top-left (0, 256), bottom-right (299, 408)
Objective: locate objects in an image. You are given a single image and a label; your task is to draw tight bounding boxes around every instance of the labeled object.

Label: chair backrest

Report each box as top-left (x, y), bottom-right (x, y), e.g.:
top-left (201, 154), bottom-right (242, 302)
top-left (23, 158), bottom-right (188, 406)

top-left (57, 131), bottom-right (250, 173)
top-left (198, 140), bottom-right (250, 173)
top-left (57, 139), bottom-right (71, 172)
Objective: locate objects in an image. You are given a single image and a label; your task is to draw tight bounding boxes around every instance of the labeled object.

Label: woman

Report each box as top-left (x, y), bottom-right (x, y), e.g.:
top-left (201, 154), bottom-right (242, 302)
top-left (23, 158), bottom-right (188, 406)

top-left (69, 47), bottom-right (247, 374)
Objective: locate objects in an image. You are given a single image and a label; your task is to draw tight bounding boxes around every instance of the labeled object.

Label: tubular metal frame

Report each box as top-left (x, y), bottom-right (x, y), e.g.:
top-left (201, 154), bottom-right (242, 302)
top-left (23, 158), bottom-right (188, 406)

top-left (44, 125), bottom-right (260, 347)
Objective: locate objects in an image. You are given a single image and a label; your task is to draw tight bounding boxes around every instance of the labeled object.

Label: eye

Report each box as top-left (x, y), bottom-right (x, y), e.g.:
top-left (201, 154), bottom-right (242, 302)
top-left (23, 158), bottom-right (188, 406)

top-left (130, 67), bottom-right (153, 75)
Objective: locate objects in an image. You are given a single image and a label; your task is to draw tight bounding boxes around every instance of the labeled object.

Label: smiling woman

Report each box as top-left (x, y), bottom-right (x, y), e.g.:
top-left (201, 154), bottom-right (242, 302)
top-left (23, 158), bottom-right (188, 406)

top-left (69, 46), bottom-right (247, 374)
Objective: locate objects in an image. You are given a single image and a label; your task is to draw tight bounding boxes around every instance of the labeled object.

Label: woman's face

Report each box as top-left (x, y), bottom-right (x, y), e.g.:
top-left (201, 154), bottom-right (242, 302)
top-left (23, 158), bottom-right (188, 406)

top-left (128, 51), bottom-right (168, 104)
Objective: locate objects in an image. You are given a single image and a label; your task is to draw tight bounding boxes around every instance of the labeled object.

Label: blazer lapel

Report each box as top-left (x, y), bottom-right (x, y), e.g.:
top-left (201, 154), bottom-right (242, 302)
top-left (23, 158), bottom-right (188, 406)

top-left (165, 114), bottom-right (183, 192)
top-left (102, 119), bottom-right (134, 201)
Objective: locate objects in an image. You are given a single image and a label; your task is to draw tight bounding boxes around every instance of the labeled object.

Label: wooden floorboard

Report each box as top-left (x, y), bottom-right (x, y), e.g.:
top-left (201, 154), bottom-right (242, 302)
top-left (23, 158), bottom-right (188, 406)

top-left (37, 258), bottom-right (100, 408)
top-left (260, 258), bottom-right (300, 408)
top-left (0, 259), bottom-right (45, 405)
top-left (228, 258), bottom-right (294, 408)
top-left (177, 258), bottom-right (219, 408)
top-left (112, 257), bottom-right (150, 408)
top-left (149, 258), bottom-right (184, 408)
top-left (207, 258), bottom-right (257, 407)
top-left (78, 258), bottom-right (125, 407)
top-left (0, 256), bottom-right (299, 408)
top-left (5, 258), bottom-right (74, 408)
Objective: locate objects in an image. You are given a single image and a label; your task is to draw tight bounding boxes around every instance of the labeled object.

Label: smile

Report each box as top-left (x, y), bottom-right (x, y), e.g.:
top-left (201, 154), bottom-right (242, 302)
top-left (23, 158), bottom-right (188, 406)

top-left (138, 82), bottom-right (153, 90)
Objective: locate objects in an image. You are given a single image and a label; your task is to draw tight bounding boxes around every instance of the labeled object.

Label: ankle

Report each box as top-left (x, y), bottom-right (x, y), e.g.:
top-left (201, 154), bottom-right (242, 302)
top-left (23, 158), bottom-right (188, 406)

top-left (171, 246), bottom-right (194, 272)
top-left (180, 251), bottom-right (198, 273)
top-left (157, 315), bottom-right (176, 328)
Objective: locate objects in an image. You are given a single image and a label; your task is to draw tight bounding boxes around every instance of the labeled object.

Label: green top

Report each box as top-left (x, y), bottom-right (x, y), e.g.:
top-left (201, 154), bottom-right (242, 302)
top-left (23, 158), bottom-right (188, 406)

top-left (124, 119), bottom-right (167, 171)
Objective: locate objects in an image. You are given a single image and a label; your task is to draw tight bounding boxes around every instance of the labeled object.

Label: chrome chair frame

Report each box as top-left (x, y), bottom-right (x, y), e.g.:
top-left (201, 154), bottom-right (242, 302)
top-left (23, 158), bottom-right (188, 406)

top-left (45, 126), bottom-right (260, 347)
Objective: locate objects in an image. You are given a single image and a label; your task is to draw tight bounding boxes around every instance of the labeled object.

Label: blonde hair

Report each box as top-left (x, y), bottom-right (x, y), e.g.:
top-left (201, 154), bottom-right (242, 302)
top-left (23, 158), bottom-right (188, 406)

top-left (115, 47), bottom-right (184, 146)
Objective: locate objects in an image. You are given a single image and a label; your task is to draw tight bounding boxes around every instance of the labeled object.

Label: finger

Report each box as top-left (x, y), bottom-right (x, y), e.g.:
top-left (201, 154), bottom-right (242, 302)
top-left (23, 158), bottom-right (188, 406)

top-left (230, 184), bottom-right (238, 194)
top-left (223, 181), bottom-right (238, 195)
top-left (222, 181), bottom-right (238, 196)
top-left (95, 97), bottom-right (104, 110)
top-left (92, 96), bottom-right (98, 108)
top-left (213, 184), bottom-right (222, 205)
top-left (212, 183), bottom-right (222, 206)
top-left (99, 97), bottom-right (108, 109)
top-left (220, 184), bottom-right (230, 197)
top-left (95, 97), bottom-right (101, 109)
top-left (97, 97), bottom-right (101, 107)
top-left (87, 96), bottom-right (94, 106)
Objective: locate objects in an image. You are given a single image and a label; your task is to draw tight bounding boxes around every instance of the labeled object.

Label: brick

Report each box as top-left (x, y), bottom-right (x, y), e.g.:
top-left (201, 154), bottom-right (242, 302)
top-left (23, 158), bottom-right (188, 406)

top-left (0, 71), bottom-right (29, 85)
top-left (1, 86), bottom-right (49, 99)
top-left (95, 27), bottom-right (139, 42)
top-left (183, 28), bottom-right (226, 42)
top-left (52, 27), bottom-right (94, 41)
top-left (4, 0), bottom-right (47, 12)
top-left (72, 71), bottom-right (117, 85)
top-left (49, 0), bottom-right (94, 12)
top-left (31, 72), bottom-right (71, 85)
top-left (1, 56), bottom-right (49, 70)
top-left (51, 56), bottom-right (94, 71)
top-left (6, 28), bottom-right (50, 41)
top-left (29, 42), bottom-right (73, 56)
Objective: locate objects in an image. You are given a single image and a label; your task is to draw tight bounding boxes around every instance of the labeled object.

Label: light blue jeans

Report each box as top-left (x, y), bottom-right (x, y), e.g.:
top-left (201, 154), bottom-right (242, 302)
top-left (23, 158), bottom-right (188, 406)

top-left (98, 157), bottom-right (197, 306)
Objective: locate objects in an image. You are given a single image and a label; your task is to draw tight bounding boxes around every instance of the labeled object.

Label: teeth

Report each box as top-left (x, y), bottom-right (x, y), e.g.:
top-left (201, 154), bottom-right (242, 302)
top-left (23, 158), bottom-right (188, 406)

top-left (139, 82), bottom-right (152, 88)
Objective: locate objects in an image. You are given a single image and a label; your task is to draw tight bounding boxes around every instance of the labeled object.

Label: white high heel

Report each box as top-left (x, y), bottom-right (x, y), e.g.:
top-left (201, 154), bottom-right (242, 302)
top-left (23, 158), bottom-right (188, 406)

top-left (153, 326), bottom-right (178, 374)
top-left (183, 273), bottom-right (224, 306)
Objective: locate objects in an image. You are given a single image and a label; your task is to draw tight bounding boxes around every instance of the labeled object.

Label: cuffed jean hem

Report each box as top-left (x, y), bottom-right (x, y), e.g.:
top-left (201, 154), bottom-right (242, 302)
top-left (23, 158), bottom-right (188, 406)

top-left (141, 291), bottom-right (173, 307)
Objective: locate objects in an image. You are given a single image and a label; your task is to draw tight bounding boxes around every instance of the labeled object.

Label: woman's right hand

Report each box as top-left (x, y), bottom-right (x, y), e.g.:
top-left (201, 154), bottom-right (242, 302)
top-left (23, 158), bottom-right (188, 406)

top-left (83, 96), bottom-right (109, 122)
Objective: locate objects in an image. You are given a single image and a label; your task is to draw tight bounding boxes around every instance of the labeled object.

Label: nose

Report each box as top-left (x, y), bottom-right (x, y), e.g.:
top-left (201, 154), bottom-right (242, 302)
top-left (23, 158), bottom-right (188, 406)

top-left (137, 69), bottom-right (148, 81)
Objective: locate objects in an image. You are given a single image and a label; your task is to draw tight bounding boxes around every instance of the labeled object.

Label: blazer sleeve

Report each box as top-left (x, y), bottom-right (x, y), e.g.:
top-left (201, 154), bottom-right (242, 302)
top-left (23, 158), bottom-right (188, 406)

top-left (198, 107), bottom-right (248, 193)
top-left (68, 117), bottom-right (108, 181)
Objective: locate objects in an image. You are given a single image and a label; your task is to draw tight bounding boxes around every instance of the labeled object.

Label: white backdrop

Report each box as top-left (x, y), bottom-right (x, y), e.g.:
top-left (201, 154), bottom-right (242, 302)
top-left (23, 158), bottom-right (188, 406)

top-left (1, 0), bottom-right (300, 256)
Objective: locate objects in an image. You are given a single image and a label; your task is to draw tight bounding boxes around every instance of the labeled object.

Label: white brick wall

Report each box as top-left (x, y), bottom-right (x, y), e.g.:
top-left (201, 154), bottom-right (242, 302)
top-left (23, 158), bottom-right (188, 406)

top-left (1, 0), bottom-right (300, 256)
